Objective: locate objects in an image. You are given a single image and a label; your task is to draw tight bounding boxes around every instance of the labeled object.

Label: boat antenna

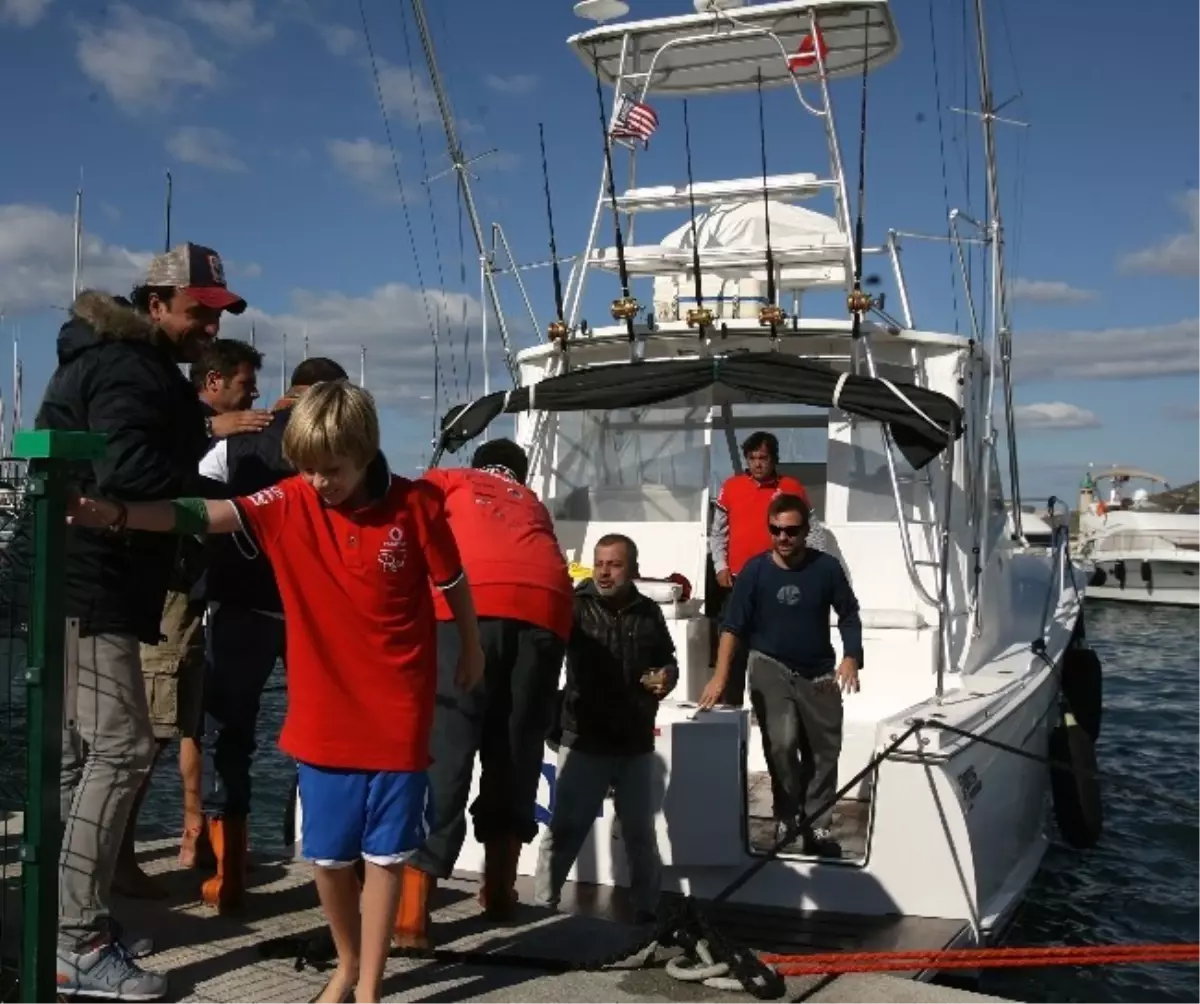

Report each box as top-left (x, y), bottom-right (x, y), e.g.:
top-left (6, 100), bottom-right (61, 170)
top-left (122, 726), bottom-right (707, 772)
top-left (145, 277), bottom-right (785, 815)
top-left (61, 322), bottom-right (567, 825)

top-left (846, 10), bottom-right (874, 342)
top-left (538, 122), bottom-right (569, 347)
top-left (589, 49), bottom-right (639, 353)
top-left (164, 170), bottom-right (172, 252)
top-left (756, 69), bottom-right (786, 339)
top-left (681, 99), bottom-right (711, 337)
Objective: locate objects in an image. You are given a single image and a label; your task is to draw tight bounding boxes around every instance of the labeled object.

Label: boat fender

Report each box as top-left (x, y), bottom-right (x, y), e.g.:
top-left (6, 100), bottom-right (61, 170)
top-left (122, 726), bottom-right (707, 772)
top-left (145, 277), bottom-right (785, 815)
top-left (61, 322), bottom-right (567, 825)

top-left (1061, 647), bottom-right (1103, 742)
top-left (1049, 717), bottom-right (1103, 850)
top-left (1140, 559), bottom-right (1153, 588)
top-left (1114, 560), bottom-right (1126, 589)
top-left (1088, 565), bottom-right (1107, 587)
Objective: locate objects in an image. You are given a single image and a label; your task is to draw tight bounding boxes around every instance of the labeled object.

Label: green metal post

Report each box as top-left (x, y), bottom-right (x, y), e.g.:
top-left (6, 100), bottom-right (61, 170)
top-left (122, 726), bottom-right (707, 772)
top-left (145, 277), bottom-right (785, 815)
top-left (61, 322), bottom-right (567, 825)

top-left (13, 430), bottom-right (107, 1004)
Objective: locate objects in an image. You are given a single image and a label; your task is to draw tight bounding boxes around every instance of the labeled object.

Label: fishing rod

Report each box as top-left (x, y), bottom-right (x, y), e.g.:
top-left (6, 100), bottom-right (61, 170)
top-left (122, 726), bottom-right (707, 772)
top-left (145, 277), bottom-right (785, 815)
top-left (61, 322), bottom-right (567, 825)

top-left (681, 99), bottom-right (711, 337)
top-left (589, 50), bottom-right (639, 355)
top-left (755, 69), bottom-right (786, 340)
top-left (847, 10), bottom-right (875, 344)
top-left (538, 123), bottom-right (569, 347)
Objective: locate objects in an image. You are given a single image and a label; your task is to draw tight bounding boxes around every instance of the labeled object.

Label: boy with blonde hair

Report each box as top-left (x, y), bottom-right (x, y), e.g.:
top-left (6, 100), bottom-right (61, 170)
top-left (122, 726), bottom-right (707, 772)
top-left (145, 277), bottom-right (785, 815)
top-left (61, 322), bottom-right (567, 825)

top-left (70, 380), bottom-right (485, 1004)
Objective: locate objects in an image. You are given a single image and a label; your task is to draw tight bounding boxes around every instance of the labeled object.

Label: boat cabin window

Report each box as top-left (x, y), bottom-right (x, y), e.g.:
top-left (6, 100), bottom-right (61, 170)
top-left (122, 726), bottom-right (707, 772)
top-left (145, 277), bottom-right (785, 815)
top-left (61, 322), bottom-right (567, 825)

top-left (549, 401), bottom-right (709, 522)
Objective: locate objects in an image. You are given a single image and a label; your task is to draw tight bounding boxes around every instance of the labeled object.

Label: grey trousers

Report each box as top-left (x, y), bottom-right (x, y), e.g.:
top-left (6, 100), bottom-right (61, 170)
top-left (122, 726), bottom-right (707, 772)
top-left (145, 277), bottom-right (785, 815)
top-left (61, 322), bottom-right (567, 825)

top-left (747, 650), bottom-right (844, 832)
top-left (60, 633), bottom-right (157, 950)
top-left (534, 747), bottom-right (662, 916)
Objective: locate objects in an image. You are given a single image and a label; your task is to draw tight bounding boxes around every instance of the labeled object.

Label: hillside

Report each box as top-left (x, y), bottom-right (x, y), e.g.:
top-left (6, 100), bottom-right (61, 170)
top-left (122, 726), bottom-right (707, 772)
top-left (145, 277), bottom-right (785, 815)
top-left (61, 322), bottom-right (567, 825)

top-left (1149, 481), bottom-right (1200, 511)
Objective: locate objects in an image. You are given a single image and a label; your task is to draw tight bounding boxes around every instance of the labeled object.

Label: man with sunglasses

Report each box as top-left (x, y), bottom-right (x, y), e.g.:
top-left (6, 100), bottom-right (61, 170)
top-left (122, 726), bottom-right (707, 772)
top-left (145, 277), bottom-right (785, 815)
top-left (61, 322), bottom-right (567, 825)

top-left (698, 493), bottom-right (861, 858)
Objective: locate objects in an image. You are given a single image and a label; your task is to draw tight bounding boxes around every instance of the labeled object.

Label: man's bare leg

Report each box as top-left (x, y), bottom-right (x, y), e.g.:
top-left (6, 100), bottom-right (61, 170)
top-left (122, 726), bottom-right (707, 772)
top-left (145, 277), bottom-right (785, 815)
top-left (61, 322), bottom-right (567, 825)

top-left (357, 861), bottom-right (404, 1004)
top-left (312, 865), bottom-right (361, 1003)
top-left (177, 737), bottom-right (210, 867)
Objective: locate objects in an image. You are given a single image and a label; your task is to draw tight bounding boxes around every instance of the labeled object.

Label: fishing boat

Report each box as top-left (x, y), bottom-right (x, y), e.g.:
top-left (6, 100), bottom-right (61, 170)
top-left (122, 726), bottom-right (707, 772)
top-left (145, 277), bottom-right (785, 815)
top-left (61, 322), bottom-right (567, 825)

top-left (1077, 467), bottom-right (1200, 607)
top-left (292, 0), bottom-right (1103, 979)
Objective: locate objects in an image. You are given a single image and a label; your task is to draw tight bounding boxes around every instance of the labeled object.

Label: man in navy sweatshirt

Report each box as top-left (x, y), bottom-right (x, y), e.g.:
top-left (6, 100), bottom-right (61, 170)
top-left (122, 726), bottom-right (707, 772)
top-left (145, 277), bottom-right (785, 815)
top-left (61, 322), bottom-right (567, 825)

top-left (698, 493), bottom-right (862, 858)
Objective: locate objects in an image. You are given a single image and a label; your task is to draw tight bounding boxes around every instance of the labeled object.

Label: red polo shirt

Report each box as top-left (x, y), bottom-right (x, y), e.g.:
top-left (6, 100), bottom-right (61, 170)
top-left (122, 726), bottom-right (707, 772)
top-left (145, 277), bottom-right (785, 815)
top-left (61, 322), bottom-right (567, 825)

top-left (234, 470), bottom-right (462, 772)
top-left (716, 472), bottom-right (810, 576)
top-left (422, 467), bottom-right (574, 641)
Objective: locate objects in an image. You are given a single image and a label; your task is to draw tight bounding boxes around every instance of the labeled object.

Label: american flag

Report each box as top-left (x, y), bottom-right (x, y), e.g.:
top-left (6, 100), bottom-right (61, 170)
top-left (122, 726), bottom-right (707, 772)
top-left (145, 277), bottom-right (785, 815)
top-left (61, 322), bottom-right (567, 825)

top-left (610, 93), bottom-right (659, 148)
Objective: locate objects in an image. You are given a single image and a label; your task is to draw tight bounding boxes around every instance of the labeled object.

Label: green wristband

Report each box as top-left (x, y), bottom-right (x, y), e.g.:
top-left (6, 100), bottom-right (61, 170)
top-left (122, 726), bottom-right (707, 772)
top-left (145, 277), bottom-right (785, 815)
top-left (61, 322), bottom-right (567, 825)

top-left (170, 498), bottom-right (210, 536)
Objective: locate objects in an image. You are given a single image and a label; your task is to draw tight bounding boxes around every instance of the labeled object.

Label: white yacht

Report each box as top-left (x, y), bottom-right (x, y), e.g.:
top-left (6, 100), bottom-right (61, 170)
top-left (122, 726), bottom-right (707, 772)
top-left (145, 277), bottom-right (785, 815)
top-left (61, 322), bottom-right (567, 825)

top-left (429, 0), bottom-right (1098, 964)
top-left (1077, 467), bottom-right (1199, 607)
top-left (288, 0), bottom-right (1101, 981)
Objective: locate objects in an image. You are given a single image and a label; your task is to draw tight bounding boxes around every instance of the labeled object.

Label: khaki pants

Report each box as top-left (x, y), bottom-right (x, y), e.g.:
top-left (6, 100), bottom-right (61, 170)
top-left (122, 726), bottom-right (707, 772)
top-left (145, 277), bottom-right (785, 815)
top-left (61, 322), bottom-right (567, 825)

top-left (138, 590), bottom-right (207, 742)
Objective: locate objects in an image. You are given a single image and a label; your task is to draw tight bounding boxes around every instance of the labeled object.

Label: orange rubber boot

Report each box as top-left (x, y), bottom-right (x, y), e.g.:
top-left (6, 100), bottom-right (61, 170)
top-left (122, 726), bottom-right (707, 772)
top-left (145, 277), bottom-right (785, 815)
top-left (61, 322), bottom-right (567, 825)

top-left (200, 816), bottom-right (248, 914)
top-left (393, 864), bottom-right (434, 950)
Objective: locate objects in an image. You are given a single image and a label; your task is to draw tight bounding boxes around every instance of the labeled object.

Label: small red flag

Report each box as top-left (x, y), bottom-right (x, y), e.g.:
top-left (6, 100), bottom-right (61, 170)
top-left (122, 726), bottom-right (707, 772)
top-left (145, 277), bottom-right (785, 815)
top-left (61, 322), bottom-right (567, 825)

top-left (787, 26), bottom-right (828, 72)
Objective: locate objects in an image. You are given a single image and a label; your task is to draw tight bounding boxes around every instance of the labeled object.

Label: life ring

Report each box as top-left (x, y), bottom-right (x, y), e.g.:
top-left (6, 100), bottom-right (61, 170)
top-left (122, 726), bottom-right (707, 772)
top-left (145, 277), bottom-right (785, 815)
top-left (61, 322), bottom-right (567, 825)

top-left (1049, 717), bottom-right (1103, 849)
top-left (1061, 646), bottom-right (1103, 743)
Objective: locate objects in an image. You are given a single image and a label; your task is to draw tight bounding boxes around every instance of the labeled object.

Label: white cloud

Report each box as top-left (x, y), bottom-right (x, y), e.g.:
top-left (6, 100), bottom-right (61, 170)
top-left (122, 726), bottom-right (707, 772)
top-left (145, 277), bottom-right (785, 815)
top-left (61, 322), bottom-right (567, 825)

top-left (167, 126), bottom-right (246, 172)
top-left (484, 73), bottom-right (537, 95)
top-left (178, 0), bottom-right (273, 43)
top-left (239, 262), bottom-right (263, 278)
top-left (1, 0), bottom-right (51, 28)
top-left (1013, 402), bottom-right (1101, 431)
top-left (327, 137), bottom-right (407, 203)
top-left (220, 283), bottom-right (484, 412)
top-left (75, 4), bottom-right (216, 112)
top-left (1117, 189), bottom-right (1199, 278)
top-left (1010, 278), bottom-right (1097, 304)
top-left (0, 203), bottom-right (152, 314)
top-left (1014, 319), bottom-right (1199, 381)
top-left (377, 59), bottom-right (440, 127)
top-left (320, 23), bottom-right (356, 56)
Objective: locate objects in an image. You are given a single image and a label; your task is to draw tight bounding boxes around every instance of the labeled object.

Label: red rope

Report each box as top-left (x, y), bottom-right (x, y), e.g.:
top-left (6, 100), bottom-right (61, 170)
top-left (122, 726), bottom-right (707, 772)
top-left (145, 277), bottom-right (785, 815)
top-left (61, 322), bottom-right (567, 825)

top-left (759, 943), bottom-right (1199, 974)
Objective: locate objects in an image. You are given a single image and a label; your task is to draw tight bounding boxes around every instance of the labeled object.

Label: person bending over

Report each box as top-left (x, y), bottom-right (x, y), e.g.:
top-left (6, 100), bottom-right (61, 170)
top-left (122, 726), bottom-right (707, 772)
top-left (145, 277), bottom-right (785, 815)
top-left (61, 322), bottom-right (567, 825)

top-left (69, 380), bottom-right (485, 1004)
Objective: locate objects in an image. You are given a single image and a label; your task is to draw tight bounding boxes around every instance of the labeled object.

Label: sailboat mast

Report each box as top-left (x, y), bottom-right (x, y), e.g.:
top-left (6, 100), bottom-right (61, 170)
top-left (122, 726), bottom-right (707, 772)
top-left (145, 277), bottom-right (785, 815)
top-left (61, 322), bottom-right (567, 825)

top-left (164, 170), bottom-right (173, 251)
top-left (71, 181), bottom-right (83, 301)
top-left (408, 0), bottom-right (517, 385)
top-left (972, 0), bottom-right (1023, 536)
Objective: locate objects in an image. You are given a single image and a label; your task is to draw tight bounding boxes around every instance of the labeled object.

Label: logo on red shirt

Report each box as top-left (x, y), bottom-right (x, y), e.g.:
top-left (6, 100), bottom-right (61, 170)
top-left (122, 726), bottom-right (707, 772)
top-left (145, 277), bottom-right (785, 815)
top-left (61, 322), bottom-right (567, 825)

top-left (248, 486), bottom-right (284, 508)
top-left (377, 525), bottom-right (407, 573)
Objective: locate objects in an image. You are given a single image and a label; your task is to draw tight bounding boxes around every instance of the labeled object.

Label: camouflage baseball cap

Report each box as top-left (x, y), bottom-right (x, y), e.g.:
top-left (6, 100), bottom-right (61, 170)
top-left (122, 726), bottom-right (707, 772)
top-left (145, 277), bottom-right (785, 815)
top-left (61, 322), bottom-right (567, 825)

top-left (144, 242), bottom-right (247, 315)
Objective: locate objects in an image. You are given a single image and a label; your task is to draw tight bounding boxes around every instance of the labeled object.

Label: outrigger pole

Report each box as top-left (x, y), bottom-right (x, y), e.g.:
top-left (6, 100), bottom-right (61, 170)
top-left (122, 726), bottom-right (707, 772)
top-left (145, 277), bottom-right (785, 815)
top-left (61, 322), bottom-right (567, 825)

top-left (589, 49), bottom-right (640, 359)
top-left (537, 123), bottom-right (569, 347)
top-left (681, 100), bottom-right (711, 339)
top-left (408, 0), bottom-right (518, 385)
top-left (755, 70), bottom-right (786, 339)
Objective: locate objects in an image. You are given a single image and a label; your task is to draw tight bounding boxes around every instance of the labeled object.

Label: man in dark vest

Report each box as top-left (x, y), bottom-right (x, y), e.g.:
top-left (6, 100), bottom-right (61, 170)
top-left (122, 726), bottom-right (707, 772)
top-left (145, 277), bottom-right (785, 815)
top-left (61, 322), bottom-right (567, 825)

top-left (197, 356), bottom-right (349, 912)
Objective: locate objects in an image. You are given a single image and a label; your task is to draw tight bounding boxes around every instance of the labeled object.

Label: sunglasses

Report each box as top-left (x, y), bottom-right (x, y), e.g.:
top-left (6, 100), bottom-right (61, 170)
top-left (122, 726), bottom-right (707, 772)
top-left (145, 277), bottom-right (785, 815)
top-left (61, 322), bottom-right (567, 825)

top-left (768, 523), bottom-right (804, 539)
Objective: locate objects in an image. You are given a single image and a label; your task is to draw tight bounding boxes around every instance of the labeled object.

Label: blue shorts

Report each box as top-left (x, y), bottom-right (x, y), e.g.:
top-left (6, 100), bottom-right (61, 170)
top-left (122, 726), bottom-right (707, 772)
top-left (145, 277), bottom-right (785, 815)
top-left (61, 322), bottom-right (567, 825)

top-left (296, 762), bottom-right (431, 868)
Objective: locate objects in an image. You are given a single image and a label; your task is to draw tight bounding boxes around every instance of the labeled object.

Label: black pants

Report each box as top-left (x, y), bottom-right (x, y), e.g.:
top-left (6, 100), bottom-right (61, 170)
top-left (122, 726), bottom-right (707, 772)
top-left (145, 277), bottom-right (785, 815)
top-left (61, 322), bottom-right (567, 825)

top-left (747, 650), bottom-right (843, 832)
top-left (204, 605), bottom-right (286, 818)
top-left (410, 617), bottom-right (565, 879)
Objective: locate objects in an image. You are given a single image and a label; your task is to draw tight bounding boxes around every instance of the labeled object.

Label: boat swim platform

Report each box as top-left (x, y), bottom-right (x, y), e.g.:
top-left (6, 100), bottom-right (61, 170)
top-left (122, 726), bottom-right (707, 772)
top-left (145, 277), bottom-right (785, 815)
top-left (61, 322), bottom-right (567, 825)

top-left (0, 827), bottom-right (1015, 1003)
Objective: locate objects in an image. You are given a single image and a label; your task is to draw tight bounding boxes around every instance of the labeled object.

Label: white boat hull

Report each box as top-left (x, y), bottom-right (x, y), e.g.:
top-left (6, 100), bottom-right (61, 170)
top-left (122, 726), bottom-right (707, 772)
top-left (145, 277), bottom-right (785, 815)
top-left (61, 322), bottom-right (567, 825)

top-left (1086, 555), bottom-right (1200, 607)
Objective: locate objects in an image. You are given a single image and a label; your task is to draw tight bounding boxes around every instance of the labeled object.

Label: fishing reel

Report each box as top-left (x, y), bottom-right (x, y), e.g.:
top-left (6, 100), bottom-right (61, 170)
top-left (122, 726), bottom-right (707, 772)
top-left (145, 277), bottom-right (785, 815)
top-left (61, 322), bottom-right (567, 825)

top-left (758, 304), bottom-right (787, 328)
top-left (611, 296), bottom-right (640, 322)
top-left (846, 287), bottom-right (875, 315)
top-left (686, 305), bottom-right (714, 329)
top-left (547, 319), bottom-right (569, 344)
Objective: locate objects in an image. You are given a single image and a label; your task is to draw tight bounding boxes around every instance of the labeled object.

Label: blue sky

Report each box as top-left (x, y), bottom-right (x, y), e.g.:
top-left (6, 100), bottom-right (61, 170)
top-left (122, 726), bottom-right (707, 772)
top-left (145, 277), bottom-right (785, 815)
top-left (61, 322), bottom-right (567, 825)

top-left (0, 0), bottom-right (1195, 501)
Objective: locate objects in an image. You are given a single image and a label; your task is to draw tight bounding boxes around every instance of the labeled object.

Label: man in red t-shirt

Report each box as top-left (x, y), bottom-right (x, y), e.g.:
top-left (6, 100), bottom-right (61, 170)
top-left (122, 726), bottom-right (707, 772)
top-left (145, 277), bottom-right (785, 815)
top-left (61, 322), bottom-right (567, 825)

top-left (399, 439), bottom-right (573, 948)
top-left (69, 381), bottom-right (485, 1004)
top-left (709, 431), bottom-right (809, 706)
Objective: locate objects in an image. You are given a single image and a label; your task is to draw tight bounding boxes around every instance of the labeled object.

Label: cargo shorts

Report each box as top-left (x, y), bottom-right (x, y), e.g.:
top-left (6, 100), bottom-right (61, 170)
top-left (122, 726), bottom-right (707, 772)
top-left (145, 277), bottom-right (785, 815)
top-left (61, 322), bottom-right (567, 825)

top-left (139, 589), bottom-right (207, 742)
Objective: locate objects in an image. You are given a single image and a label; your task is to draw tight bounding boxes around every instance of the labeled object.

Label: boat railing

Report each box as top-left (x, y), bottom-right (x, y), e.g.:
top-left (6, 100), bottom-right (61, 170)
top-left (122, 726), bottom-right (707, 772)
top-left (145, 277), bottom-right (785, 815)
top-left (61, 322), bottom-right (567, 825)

top-left (1082, 529), bottom-right (1200, 556)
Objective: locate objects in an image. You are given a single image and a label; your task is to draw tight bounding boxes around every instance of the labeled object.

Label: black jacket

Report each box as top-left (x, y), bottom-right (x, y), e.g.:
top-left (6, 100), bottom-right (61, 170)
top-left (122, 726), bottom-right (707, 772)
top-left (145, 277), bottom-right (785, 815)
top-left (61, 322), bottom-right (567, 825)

top-left (557, 579), bottom-right (678, 756)
top-left (7, 291), bottom-right (212, 642)
top-left (204, 407), bottom-right (294, 613)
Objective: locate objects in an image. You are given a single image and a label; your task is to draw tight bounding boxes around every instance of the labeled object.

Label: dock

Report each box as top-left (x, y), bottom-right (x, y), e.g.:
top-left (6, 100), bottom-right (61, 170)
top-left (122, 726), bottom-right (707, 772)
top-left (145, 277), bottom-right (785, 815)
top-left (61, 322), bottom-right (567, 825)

top-left (0, 832), bottom-right (1015, 1003)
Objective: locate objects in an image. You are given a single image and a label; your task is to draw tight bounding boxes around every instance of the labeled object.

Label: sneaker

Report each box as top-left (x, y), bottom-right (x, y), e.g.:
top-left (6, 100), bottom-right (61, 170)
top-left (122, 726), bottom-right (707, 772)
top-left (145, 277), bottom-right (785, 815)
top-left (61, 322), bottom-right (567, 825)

top-left (773, 820), bottom-right (804, 851)
top-left (802, 827), bottom-right (843, 859)
top-left (112, 920), bottom-right (154, 960)
top-left (56, 939), bottom-right (168, 1001)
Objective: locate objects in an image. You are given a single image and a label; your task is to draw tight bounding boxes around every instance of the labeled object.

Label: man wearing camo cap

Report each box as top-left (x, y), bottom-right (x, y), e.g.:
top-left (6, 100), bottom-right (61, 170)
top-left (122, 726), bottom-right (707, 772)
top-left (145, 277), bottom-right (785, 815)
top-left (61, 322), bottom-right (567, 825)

top-left (24, 242), bottom-right (247, 1001)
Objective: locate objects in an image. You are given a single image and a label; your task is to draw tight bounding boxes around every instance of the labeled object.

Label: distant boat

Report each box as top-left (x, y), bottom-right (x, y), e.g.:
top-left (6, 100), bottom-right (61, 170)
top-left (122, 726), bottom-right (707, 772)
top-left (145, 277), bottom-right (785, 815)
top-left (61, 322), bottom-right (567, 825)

top-left (1076, 467), bottom-right (1199, 607)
